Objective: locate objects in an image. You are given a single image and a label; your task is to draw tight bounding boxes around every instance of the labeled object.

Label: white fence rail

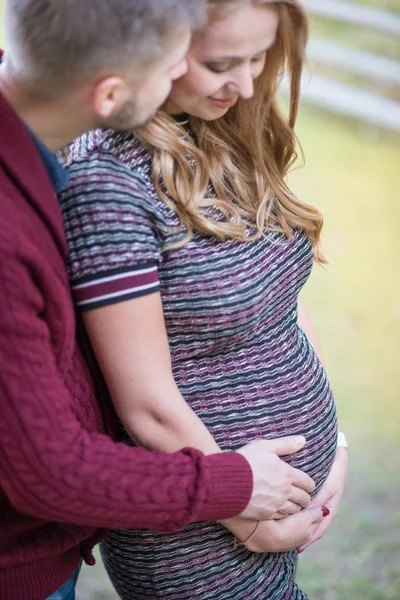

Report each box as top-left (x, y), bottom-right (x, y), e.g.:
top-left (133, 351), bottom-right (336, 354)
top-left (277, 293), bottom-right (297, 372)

top-left (307, 39), bottom-right (400, 87)
top-left (300, 75), bottom-right (400, 133)
top-left (294, 1), bottom-right (400, 132)
top-left (302, 0), bottom-right (400, 35)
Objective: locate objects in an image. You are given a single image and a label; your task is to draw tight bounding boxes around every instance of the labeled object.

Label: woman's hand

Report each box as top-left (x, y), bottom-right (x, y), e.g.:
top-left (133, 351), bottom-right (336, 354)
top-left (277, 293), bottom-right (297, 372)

top-left (297, 447), bottom-right (349, 553)
top-left (246, 507), bottom-right (327, 553)
top-left (222, 506), bottom-right (327, 554)
top-left (226, 447), bottom-right (348, 554)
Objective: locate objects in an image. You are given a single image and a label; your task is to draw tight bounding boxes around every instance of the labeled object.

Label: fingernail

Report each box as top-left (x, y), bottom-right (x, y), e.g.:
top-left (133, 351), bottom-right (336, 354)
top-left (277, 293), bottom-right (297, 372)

top-left (321, 506), bottom-right (330, 517)
top-left (297, 548), bottom-right (304, 554)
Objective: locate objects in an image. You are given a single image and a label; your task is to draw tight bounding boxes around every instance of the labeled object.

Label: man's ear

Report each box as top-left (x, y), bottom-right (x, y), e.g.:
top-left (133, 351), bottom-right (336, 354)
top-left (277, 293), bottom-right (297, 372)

top-left (92, 76), bottom-right (129, 119)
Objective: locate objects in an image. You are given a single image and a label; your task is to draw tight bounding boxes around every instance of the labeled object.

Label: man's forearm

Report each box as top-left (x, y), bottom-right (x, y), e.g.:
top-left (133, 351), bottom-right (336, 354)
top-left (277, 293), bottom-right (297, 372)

top-left (0, 248), bottom-right (253, 531)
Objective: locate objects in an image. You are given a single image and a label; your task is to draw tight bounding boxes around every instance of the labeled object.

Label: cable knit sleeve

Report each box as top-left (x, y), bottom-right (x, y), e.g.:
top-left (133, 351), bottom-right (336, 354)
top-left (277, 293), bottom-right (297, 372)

top-left (0, 225), bottom-right (253, 531)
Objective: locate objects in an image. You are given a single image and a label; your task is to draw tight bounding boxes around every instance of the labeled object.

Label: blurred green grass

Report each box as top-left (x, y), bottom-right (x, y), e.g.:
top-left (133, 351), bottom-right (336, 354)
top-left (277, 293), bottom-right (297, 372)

top-left (351, 0), bottom-right (399, 11)
top-left (290, 106), bottom-right (400, 600)
top-left (1, 1), bottom-right (399, 599)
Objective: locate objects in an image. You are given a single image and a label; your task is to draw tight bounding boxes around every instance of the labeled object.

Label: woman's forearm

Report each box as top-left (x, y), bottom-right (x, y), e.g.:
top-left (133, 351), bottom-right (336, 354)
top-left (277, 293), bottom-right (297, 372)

top-left (122, 389), bottom-right (221, 455)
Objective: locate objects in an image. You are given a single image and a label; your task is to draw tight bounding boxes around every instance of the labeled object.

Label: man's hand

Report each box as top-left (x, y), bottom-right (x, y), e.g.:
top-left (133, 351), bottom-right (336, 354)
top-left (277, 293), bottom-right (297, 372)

top-left (237, 437), bottom-right (315, 521)
top-left (246, 507), bottom-right (327, 553)
top-left (297, 447), bottom-right (348, 553)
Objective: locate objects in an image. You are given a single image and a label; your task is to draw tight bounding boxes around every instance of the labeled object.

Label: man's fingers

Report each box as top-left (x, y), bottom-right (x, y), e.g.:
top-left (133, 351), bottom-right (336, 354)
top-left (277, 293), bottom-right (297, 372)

top-left (289, 466), bottom-right (315, 494)
top-left (265, 435), bottom-right (306, 457)
top-left (236, 437), bottom-right (314, 521)
top-left (270, 511), bottom-right (287, 520)
top-left (289, 487), bottom-right (311, 509)
top-left (276, 501), bottom-right (301, 517)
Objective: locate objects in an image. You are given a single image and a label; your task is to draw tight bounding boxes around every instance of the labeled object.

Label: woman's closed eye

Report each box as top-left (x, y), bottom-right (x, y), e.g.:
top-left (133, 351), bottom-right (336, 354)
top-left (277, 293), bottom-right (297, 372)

top-left (204, 61), bottom-right (233, 74)
top-left (204, 53), bottom-right (266, 74)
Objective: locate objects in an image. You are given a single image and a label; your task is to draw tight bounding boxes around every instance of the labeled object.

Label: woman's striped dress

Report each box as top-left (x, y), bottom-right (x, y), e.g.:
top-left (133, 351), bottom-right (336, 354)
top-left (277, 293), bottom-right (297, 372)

top-left (60, 128), bottom-right (338, 600)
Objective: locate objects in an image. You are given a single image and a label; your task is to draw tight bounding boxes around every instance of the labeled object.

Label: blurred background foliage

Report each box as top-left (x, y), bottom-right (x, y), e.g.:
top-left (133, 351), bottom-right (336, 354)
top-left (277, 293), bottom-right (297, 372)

top-left (1, 0), bottom-right (399, 598)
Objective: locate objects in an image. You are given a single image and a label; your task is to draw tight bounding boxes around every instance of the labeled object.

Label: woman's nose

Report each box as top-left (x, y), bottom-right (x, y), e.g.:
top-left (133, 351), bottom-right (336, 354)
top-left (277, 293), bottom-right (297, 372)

top-left (230, 67), bottom-right (255, 100)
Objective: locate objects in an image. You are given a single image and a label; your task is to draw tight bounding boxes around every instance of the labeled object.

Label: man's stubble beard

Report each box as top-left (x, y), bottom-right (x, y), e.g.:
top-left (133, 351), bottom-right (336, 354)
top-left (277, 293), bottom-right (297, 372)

top-left (103, 98), bottom-right (156, 132)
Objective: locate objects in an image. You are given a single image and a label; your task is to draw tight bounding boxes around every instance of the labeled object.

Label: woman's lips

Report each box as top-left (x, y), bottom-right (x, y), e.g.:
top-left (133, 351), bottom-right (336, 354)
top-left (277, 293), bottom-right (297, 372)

top-left (208, 96), bottom-right (238, 109)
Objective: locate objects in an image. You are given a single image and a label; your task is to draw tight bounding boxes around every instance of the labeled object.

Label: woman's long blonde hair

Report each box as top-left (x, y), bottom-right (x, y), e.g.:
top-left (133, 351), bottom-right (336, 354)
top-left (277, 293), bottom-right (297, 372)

top-left (136, 0), bottom-right (326, 263)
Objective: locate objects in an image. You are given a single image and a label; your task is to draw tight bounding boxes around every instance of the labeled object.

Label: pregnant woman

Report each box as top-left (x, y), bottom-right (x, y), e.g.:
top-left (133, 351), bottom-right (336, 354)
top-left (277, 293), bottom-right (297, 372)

top-left (61, 0), bottom-right (347, 597)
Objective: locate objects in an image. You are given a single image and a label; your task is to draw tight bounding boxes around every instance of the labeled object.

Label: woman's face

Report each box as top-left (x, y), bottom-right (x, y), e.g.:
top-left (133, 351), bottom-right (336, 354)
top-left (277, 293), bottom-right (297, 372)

top-left (167, 3), bottom-right (279, 120)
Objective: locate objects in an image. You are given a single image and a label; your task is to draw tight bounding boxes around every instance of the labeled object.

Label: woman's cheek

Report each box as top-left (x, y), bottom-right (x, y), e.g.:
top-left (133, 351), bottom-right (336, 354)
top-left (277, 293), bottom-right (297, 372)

top-left (252, 60), bottom-right (267, 81)
top-left (186, 70), bottom-right (219, 99)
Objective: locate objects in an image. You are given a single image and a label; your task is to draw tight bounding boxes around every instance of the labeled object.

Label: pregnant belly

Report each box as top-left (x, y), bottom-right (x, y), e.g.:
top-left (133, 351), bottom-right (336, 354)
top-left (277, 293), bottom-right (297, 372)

top-left (172, 327), bottom-right (338, 494)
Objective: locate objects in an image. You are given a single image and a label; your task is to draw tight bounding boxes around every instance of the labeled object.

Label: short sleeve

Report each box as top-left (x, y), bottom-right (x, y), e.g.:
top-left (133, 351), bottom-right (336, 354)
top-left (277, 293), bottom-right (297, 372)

top-left (60, 151), bottom-right (162, 312)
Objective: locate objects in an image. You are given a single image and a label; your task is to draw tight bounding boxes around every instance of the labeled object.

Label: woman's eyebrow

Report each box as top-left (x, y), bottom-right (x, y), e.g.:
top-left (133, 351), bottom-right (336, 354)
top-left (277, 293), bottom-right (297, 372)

top-left (204, 45), bottom-right (271, 62)
top-left (204, 56), bottom-right (241, 63)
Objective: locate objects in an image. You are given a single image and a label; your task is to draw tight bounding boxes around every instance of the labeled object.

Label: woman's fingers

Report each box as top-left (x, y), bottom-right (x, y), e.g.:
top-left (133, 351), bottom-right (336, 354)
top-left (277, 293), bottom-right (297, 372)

top-left (307, 506), bottom-right (326, 526)
top-left (245, 507), bottom-right (329, 553)
top-left (296, 448), bottom-right (349, 553)
top-left (297, 520), bottom-right (327, 553)
top-left (273, 507), bottom-right (325, 551)
top-left (298, 501), bottom-right (338, 552)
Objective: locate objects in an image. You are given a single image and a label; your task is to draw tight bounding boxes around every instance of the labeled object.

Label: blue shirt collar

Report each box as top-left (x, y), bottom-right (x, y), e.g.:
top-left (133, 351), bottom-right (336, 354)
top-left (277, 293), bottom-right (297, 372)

top-left (0, 52), bottom-right (69, 194)
top-left (29, 130), bottom-right (70, 194)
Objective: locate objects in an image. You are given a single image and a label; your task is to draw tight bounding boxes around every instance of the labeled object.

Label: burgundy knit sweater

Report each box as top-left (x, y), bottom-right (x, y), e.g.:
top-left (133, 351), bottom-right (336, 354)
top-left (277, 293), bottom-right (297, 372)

top-left (0, 88), bottom-right (253, 600)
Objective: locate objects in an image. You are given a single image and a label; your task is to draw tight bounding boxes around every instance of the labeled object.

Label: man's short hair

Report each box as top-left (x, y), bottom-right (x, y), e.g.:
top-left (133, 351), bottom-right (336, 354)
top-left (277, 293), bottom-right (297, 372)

top-left (4, 0), bottom-right (203, 93)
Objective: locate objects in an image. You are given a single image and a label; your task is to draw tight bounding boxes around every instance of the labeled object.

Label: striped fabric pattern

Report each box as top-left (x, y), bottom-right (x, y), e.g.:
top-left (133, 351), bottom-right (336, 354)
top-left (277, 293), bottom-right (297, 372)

top-left (60, 128), bottom-right (338, 600)
top-left (71, 264), bottom-right (159, 311)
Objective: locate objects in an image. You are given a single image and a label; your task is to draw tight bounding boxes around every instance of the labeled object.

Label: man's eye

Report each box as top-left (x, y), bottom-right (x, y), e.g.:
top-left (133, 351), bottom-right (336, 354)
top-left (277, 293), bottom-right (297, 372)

top-left (204, 62), bottom-right (232, 74)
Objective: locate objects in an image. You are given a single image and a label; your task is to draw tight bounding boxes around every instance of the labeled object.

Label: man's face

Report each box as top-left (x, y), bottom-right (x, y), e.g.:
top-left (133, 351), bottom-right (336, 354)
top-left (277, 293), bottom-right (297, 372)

top-left (102, 30), bottom-right (191, 131)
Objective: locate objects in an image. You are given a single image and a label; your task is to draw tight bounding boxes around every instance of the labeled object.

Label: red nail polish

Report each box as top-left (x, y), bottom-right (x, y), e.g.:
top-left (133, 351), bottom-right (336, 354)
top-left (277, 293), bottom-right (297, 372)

top-left (321, 506), bottom-right (330, 517)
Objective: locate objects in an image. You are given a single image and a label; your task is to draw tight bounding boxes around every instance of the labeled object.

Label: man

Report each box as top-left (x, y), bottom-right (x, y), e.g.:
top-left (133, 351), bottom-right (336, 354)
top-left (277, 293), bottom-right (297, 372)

top-left (0, 2), bottom-right (318, 599)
